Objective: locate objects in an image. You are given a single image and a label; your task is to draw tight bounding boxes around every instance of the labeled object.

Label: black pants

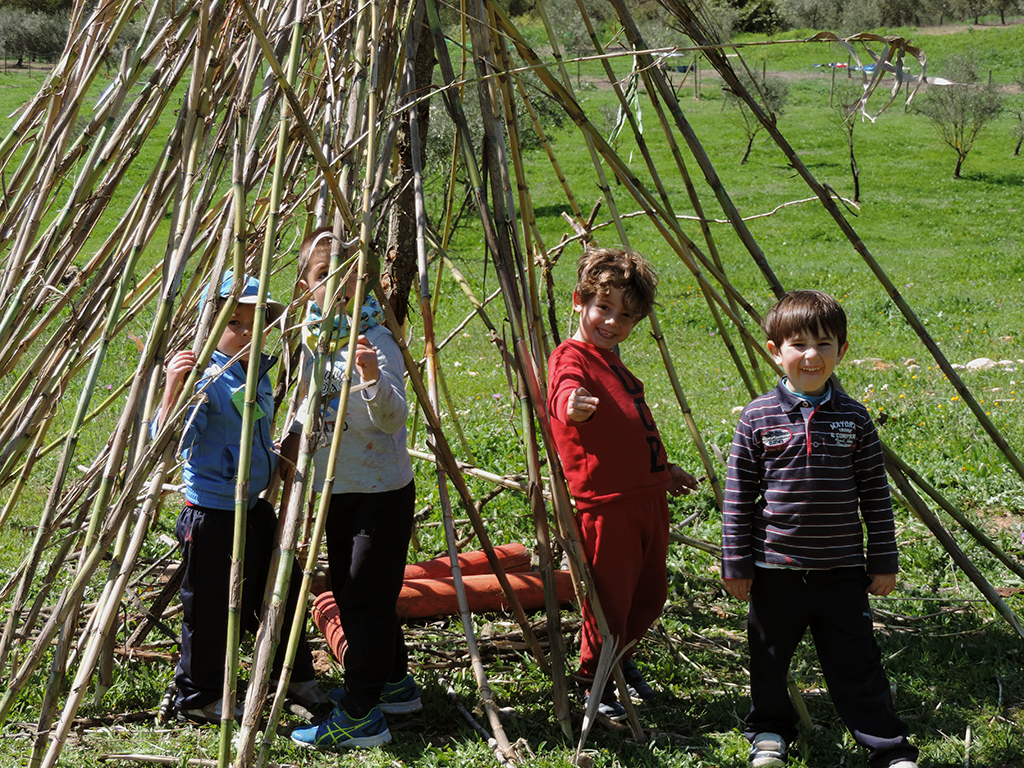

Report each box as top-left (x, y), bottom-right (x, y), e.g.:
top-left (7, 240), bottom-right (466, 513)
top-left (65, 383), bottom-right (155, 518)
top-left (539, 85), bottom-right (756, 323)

top-left (326, 481), bottom-right (415, 717)
top-left (175, 499), bottom-right (315, 710)
top-left (745, 567), bottom-right (918, 768)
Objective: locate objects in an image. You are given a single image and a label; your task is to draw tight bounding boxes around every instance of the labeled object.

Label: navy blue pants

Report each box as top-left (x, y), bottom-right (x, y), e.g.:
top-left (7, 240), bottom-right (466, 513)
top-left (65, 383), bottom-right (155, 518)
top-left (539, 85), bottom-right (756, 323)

top-left (175, 499), bottom-right (315, 710)
top-left (325, 481), bottom-right (415, 718)
top-left (745, 567), bottom-right (918, 768)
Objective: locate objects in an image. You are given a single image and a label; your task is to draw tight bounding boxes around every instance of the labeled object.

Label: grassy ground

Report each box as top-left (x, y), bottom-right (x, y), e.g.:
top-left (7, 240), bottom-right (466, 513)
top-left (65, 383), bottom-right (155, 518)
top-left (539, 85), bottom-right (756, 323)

top-left (2, 16), bottom-right (1024, 768)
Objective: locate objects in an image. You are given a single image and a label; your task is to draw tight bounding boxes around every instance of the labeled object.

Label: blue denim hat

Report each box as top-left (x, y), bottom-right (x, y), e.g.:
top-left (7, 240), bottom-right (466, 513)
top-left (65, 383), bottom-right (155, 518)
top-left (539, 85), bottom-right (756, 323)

top-left (206, 270), bottom-right (285, 323)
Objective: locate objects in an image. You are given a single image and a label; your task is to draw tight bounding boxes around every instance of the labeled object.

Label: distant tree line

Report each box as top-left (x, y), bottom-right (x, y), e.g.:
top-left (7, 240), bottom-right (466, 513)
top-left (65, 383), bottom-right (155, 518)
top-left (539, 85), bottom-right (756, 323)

top-left (778, 0), bottom-right (1024, 33)
top-left (1, 0), bottom-right (1021, 60)
top-left (537, 0), bottom-right (1021, 36)
top-left (0, 7), bottom-right (70, 67)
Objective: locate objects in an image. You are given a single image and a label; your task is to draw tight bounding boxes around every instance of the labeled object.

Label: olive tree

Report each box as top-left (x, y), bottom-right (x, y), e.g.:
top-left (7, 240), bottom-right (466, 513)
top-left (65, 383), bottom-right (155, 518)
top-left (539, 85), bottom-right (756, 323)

top-left (914, 55), bottom-right (1001, 179)
top-left (723, 69), bottom-right (790, 165)
top-left (1012, 71), bottom-right (1024, 157)
top-left (831, 80), bottom-right (868, 201)
top-left (0, 7), bottom-right (68, 66)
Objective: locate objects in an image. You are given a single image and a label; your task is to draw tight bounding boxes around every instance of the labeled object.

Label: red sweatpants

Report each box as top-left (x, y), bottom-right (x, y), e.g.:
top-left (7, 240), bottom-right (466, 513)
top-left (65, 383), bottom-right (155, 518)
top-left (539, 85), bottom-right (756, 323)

top-left (576, 493), bottom-right (670, 680)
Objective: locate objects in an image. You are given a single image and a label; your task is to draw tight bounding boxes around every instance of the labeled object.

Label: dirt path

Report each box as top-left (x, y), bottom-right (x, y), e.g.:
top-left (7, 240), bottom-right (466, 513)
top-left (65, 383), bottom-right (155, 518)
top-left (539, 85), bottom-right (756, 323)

top-left (574, 18), bottom-right (1024, 94)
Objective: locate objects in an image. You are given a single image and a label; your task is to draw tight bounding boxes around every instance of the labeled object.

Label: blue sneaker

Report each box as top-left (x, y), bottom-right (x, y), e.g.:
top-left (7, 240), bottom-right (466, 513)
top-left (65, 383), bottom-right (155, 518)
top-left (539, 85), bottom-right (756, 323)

top-left (379, 674), bottom-right (423, 713)
top-left (290, 705), bottom-right (391, 749)
top-left (328, 674), bottom-right (423, 714)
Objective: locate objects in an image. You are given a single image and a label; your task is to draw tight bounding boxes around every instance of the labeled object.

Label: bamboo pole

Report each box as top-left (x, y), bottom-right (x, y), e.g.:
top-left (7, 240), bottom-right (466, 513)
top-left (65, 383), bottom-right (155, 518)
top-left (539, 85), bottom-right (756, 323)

top-left (234, 17), bottom-right (300, 768)
top-left (0, 135), bottom-right (176, 674)
top-left (424, 0), bottom-right (553, 674)
top-left (375, 280), bottom-right (523, 762)
top-left (489, 8), bottom-right (776, 380)
top-left (574, 0), bottom-right (763, 401)
top-left (39, 460), bottom-right (172, 768)
top-left (218, 0), bottom-right (301, 759)
top-left (885, 457), bottom-right (1024, 639)
top-left (882, 446), bottom-right (1024, 582)
top-left (254, 3), bottom-right (377, 761)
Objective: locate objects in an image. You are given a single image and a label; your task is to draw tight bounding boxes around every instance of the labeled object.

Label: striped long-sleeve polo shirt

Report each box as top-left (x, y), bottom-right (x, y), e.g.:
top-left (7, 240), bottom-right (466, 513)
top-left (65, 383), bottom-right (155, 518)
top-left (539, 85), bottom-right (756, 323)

top-left (721, 381), bottom-right (899, 580)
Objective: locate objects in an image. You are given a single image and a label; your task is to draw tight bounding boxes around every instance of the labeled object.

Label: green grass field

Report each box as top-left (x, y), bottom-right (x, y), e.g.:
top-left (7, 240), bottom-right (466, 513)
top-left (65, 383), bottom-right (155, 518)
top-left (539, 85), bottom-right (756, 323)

top-left (2, 15), bottom-right (1024, 768)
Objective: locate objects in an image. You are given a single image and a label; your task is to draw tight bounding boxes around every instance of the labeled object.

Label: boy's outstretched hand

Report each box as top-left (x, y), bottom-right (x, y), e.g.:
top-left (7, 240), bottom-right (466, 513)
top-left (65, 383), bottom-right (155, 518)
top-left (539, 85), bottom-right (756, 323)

top-left (566, 386), bottom-right (599, 422)
top-left (353, 335), bottom-right (380, 383)
top-left (667, 464), bottom-right (700, 496)
top-left (723, 577), bottom-right (753, 602)
top-left (867, 572), bottom-right (896, 596)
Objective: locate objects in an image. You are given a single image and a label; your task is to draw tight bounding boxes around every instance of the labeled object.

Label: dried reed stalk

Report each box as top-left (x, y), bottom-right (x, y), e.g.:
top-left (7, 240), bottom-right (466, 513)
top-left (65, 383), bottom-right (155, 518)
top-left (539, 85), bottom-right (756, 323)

top-left (2, 2), bottom-right (1023, 765)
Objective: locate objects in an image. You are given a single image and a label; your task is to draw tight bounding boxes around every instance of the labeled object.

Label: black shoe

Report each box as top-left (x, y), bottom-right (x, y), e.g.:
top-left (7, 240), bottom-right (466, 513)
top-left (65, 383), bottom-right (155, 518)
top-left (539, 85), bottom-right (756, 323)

top-left (622, 658), bottom-right (657, 700)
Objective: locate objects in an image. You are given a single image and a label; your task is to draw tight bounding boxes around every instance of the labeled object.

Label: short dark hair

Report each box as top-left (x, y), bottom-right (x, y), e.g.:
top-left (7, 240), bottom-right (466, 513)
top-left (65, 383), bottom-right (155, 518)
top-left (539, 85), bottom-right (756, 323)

top-left (575, 247), bottom-right (658, 320)
top-left (763, 289), bottom-right (847, 348)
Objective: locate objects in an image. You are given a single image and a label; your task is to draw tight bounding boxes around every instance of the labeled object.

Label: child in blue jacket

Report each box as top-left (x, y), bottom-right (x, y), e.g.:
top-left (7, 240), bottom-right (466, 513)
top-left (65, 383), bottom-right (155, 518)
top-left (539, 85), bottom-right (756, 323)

top-left (158, 272), bottom-right (326, 724)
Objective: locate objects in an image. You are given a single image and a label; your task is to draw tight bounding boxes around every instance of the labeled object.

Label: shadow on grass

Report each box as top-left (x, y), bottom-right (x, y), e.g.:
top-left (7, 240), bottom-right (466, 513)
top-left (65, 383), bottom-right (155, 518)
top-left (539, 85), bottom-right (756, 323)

top-left (958, 170), bottom-right (1024, 188)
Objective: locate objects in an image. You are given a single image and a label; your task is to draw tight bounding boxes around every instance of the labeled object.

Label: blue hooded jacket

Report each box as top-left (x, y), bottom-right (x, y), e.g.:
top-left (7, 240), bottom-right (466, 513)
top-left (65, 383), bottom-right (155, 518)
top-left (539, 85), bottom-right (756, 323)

top-left (176, 349), bottom-right (279, 510)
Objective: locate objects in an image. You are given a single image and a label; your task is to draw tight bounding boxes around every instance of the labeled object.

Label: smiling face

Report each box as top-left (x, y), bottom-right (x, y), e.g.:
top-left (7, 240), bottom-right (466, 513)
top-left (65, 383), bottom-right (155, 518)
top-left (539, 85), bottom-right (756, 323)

top-left (572, 286), bottom-right (638, 351)
top-left (217, 303), bottom-right (257, 366)
top-left (768, 326), bottom-right (849, 397)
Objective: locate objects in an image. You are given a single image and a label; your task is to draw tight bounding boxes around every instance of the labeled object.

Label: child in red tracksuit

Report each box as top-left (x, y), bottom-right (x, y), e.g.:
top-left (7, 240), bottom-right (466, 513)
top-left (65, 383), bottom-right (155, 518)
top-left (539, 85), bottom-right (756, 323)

top-left (547, 247), bottom-right (698, 720)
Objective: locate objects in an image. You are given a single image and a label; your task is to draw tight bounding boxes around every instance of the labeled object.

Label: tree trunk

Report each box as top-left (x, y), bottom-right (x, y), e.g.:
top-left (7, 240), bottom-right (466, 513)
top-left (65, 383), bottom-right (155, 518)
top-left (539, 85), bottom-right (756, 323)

top-left (848, 127), bottom-right (860, 203)
top-left (740, 134), bottom-right (754, 165)
top-left (1013, 136), bottom-right (1022, 157)
top-left (384, 4), bottom-right (436, 327)
top-left (953, 153), bottom-right (965, 179)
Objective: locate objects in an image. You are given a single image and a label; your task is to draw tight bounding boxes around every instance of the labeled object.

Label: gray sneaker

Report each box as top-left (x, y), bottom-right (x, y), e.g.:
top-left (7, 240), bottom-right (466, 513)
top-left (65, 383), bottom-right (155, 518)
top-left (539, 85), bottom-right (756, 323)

top-left (176, 697), bottom-right (243, 725)
top-left (749, 732), bottom-right (786, 768)
top-left (288, 678), bottom-right (332, 710)
top-left (584, 686), bottom-right (627, 722)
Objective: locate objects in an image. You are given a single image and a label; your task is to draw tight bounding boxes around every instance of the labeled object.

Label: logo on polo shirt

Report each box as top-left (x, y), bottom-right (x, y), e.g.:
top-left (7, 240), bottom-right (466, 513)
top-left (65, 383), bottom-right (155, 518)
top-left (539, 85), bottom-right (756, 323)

top-left (830, 420), bottom-right (856, 448)
top-left (761, 427), bottom-right (793, 450)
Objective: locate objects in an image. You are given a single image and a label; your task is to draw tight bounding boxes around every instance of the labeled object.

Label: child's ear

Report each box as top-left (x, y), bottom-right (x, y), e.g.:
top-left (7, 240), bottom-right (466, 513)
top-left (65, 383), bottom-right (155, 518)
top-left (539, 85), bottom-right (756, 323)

top-left (766, 339), bottom-right (781, 364)
top-left (298, 278), bottom-right (310, 293)
top-left (837, 340), bottom-right (850, 363)
top-left (572, 290), bottom-right (583, 312)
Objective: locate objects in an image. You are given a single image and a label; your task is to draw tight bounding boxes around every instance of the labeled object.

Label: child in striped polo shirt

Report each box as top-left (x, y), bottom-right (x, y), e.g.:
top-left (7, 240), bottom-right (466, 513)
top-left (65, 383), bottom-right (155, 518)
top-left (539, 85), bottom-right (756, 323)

top-left (721, 290), bottom-right (917, 768)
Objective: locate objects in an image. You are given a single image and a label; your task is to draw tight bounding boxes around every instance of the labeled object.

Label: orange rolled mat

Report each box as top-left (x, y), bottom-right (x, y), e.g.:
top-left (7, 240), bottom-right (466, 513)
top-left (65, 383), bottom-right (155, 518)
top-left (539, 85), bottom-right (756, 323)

top-left (397, 571), bottom-right (575, 619)
top-left (313, 544), bottom-right (534, 596)
top-left (311, 571), bottom-right (575, 664)
top-left (402, 542), bottom-right (532, 580)
top-left (311, 592), bottom-right (348, 664)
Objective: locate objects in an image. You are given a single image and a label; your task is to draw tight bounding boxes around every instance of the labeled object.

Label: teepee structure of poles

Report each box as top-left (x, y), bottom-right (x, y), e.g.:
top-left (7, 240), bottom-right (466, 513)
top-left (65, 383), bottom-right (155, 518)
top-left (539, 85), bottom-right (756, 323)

top-left (0, 0), bottom-right (1022, 765)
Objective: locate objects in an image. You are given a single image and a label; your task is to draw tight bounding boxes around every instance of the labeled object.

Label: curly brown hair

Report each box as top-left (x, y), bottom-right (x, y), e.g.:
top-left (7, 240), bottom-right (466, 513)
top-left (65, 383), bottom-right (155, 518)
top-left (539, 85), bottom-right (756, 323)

top-left (574, 247), bottom-right (658, 320)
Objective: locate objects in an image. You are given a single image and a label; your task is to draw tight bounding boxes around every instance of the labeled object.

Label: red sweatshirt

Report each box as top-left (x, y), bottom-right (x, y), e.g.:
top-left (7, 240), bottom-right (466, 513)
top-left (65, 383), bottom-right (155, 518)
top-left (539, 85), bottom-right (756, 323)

top-left (547, 339), bottom-right (670, 509)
